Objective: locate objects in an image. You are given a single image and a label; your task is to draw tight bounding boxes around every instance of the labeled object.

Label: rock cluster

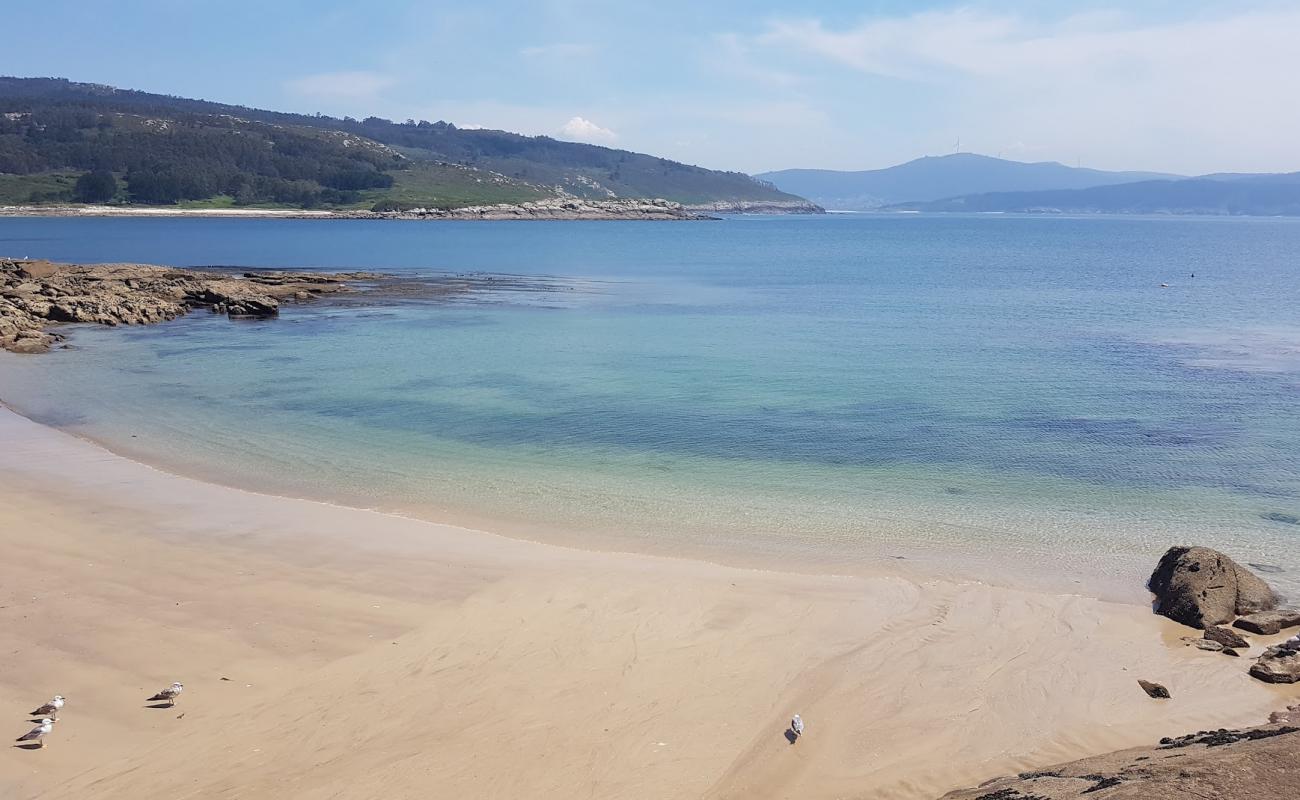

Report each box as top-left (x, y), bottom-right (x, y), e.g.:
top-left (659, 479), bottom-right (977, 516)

top-left (1147, 545), bottom-right (1300, 685)
top-left (682, 199), bottom-right (825, 215)
top-left (1148, 546), bottom-right (1278, 628)
top-left (1, 259), bottom-right (381, 353)
top-left (377, 198), bottom-right (710, 221)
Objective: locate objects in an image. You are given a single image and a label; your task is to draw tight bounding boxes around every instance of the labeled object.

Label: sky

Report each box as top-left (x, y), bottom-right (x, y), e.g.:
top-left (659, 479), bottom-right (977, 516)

top-left (4, 1), bottom-right (1299, 175)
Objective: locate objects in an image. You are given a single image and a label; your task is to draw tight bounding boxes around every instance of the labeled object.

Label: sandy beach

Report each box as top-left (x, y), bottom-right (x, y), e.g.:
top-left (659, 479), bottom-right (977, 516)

top-left (0, 405), bottom-right (1295, 799)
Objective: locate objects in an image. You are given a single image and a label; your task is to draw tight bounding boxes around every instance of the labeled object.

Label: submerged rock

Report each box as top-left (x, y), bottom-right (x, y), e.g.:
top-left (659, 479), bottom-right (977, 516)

top-left (1148, 546), bottom-right (1279, 628)
top-left (1138, 679), bottom-right (1171, 699)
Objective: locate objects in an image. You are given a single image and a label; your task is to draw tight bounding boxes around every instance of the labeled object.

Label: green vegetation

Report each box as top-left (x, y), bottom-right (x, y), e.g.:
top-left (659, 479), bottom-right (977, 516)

top-left (0, 77), bottom-right (809, 209)
top-left (73, 169), bottom-right (117, 203)
top-left (0, 171), bottom-right (80, 204)
top-left (364, 162), bottom-right (551, 209)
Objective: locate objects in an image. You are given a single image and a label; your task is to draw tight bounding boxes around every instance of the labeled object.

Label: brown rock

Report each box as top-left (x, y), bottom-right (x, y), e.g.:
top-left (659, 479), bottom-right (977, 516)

top-left (1233, 610), bottom-right (1300, 636)
top-left (940, 725), bottom-right (1300, 800)
top-left (1148, 546), bottom-right (1279, 628)
top-left (1250, 640), bottom-right (1300, 684)
top-left (0, 259), bottom-right (386, 353)
top-left (1138, 679), bottom-right (1171, 699)
top-left (1204, 626), bottom-right (1249, 649)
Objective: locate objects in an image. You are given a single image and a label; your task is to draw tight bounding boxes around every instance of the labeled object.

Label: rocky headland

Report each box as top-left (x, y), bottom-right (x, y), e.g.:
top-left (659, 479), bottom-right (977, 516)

top-left (0, 259), bottom-right (383, 353)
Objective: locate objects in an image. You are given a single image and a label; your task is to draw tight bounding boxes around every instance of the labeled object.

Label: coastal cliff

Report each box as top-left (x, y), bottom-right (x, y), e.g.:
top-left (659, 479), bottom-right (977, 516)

top-left (0, 259), bottom-right (380, 353)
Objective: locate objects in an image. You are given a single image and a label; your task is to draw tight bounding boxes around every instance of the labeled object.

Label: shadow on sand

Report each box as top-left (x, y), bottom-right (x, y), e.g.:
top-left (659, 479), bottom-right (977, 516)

top-left (784, 728), bottom-right (800, 745)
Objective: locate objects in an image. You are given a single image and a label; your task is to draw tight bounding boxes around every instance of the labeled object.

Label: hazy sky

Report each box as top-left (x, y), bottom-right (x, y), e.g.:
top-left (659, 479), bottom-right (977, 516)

top-left (5, 1), bottom-right (1298, 175)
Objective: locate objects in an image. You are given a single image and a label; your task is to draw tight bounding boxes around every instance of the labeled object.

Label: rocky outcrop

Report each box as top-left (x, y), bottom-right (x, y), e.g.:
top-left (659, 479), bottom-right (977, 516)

top-left (1137, 679), bottom-right (1170, 699)
top-left (682, 199), bottom-right (825, 215)
top-left (1249, 638), bottom-right (1300, 684)
top-left (1148, 546), bottom-right (1279, 628)
top-left (939, 723), bottom-right (1300, 799)
top-left (0, 259), bottom-right (382, 353)
top-left (379, 198), bottom-right (710, 220)
top-left (1, 199), bottom-right (713, 220)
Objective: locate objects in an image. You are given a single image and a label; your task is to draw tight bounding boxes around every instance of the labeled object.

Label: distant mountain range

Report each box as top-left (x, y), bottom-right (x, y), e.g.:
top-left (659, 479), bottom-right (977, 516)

top-left (889, 173), bottom-right (1300, 216)
top-left (759, 153), bottom-right (1300, 217)
top-left (757, 154), bottom-right (1176, 210)
top-left (0, 77), bottom-right (815, 211)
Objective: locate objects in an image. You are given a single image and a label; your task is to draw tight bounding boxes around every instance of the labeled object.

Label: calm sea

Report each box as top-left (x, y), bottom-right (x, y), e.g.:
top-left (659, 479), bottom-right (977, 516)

top-left (2, 214), bottom-right (1298, 596)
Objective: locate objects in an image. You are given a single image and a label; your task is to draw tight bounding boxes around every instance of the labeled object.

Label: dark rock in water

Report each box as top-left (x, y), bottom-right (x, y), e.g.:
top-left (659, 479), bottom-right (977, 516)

top-left (1222, 647), bottom-right (1240, 657)
top-left (1249, 638), bottom-right (1300, 684)
top-left (0, 259), bottom-right (383, 353)
top-left (1183, 637), bottom-right (1224, 652)
top-left (1261, 511), bottom-right (1300, 526)
top-left (1138, 679), bottom-right (1171, 699)
top-left (1204, 626), bottom-right (1249, 649)
top-left (1148, 546), bottom-right (1279, 628)
top-left (1233, 610), bottom-right (1300, 636)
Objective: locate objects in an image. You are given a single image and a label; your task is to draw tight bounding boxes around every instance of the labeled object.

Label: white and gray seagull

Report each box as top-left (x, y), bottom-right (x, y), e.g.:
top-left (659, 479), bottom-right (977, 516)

top-left (790, 714), bottom-right (805, 740)
top-left (30, 695), bottom-right (65, 720)
top-left (16, 718), bottom-right (55, 748)
top-left (147, 682), bottom-right (184, 707)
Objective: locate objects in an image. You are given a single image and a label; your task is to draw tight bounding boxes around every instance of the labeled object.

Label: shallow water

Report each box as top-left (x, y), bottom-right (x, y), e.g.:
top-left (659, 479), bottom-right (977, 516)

top-left (1, 214), bottom-right (1298, 595)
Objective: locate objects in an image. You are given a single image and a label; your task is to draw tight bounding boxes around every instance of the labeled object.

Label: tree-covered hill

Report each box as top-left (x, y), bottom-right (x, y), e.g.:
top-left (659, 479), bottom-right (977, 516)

top-left (0, 77), bottom-right (808, 209)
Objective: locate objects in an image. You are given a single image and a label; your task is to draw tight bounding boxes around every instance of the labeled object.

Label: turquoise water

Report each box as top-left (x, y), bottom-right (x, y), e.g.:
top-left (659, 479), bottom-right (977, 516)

top-left (1, 215), bottom-right (1298, 592)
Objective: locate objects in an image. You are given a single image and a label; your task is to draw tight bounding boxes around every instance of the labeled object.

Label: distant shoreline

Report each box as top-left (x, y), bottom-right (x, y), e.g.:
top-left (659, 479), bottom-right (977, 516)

top-left (0, 199), bottom-right (718, 221)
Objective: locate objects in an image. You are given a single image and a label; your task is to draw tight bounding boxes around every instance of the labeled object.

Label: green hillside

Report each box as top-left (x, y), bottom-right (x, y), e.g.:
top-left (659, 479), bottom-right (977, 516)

top-left (0, 77), bottom-right (807, 209)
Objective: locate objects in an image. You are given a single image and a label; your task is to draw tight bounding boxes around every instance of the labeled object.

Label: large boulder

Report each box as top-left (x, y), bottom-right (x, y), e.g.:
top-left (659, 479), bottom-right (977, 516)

top-left (1148, 546), bottom-right (1279, 628)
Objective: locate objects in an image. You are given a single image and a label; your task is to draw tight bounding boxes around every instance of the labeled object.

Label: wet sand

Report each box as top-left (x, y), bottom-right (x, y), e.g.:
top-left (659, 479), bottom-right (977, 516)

top-left (0, 407), bottom-right (1294, 799)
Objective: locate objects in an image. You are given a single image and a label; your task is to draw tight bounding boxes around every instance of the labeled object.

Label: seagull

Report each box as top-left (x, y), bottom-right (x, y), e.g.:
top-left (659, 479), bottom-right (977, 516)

top-left (30, 696), bottom-right (65, 720)
top-left (790, 714), bottom-right (805, 740)
top-left (147, 682), bottom-right (184, 707)
top-left (16, 718), bottom-right (54, 748)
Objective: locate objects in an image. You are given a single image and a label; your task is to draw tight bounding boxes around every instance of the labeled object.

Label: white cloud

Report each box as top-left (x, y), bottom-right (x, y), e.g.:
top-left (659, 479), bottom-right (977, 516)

top-left (284, 71), bottom-right (396, 101)
top-left (741, 8), bottom-right (1300, 173)
top-left (558, 116), bottom-right (617, 143)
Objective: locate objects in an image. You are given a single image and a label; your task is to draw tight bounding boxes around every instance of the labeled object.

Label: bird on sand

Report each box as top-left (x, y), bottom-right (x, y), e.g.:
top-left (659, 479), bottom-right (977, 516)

top-left (148, 682), bottom-right (184, 706)
top-left (30, 696), bottom-right (65, 720)
top-left (16, 718), bottom-right (55, 748)
top-left (790, 714), bottom-right (805, 740)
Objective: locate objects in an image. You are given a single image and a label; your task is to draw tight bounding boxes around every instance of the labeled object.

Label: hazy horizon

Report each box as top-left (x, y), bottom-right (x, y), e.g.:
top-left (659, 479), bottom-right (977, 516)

top-left (5, 1), bottom-right (1300, 176)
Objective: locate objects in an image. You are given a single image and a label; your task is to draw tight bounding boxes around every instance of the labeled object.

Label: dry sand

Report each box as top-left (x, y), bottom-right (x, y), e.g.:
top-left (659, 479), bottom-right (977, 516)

top-left (0, 407), bottom-right (1295, 799)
